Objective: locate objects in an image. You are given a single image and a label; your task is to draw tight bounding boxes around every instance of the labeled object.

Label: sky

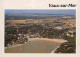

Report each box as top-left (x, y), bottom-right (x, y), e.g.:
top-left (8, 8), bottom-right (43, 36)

top-left (5, 9), bottom-right (76, 15)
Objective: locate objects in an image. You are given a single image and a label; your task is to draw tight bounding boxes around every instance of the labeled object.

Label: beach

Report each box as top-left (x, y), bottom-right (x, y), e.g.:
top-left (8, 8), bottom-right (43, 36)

top-left (28, 38), bottom-right (66, 43)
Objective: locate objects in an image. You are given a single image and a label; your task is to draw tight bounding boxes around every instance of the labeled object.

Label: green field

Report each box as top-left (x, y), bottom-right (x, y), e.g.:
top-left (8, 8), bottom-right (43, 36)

top-left (5, 40), bottom-right (61, 53)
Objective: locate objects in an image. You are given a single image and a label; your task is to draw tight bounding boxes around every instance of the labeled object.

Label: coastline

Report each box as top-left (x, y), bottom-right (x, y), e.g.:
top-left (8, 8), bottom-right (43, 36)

top-left (5, 38), bottom-right (67, 53)
top-left (28, 38), bottom-right (66, 43)
top-left (51, 46), bottom-right (60, 53)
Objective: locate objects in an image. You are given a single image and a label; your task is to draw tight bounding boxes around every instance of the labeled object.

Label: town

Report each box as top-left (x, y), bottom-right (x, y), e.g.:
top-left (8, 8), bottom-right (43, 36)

top-left (5, 14), bottom-right (76, 53)
top-left (5, 9), bottom-right (76, 53)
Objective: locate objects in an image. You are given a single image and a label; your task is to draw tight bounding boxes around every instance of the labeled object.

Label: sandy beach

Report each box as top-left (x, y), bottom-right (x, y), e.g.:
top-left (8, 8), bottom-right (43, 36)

top-left (28, 38), bottom-right (67, 43)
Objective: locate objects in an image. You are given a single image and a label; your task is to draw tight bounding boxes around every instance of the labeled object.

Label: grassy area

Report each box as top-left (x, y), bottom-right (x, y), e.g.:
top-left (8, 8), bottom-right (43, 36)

top-left (6, 20), bottom-right (26, 24)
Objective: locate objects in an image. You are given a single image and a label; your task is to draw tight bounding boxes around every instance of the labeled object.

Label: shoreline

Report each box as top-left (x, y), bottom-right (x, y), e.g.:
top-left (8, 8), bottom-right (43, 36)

top-left (28, 38), bottom-right (67, 43)
top-left (5, 38), bottom-right (67, 52)
top-left (51, 46), bottom-right (60, 53)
